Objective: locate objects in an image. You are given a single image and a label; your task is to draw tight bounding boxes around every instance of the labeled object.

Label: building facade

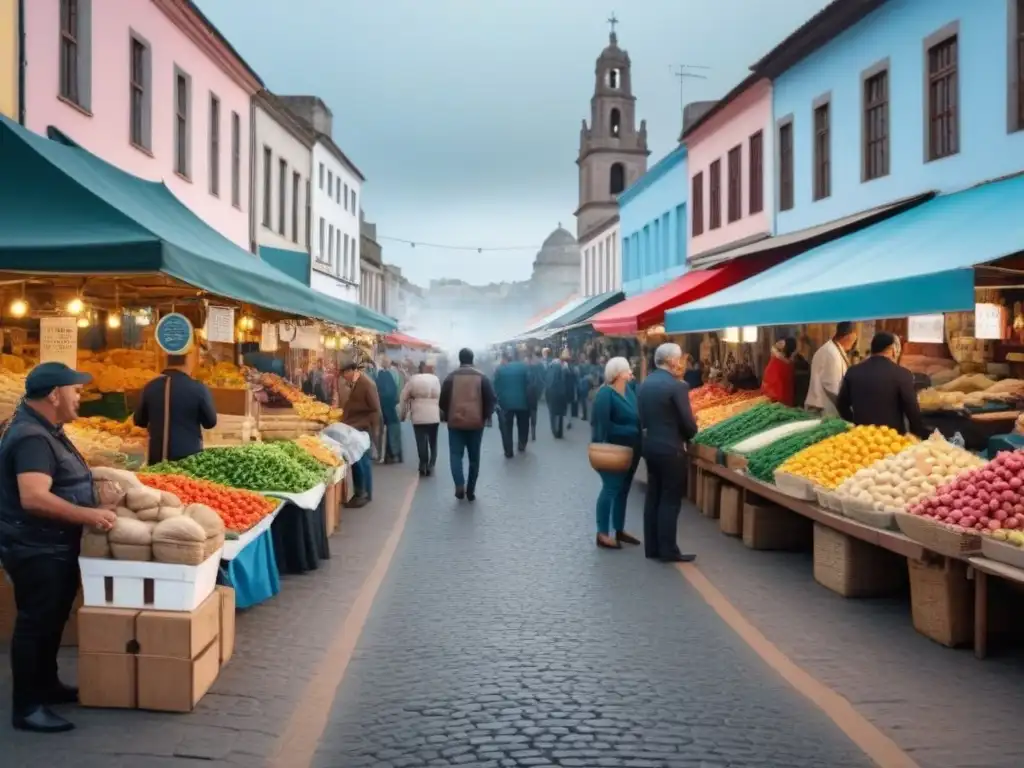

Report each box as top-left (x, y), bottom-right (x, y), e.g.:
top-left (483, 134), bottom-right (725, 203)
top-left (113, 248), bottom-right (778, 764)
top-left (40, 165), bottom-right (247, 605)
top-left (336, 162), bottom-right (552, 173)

top-left (685, 77), bottom-right (773, 267)
top-left (278, 95), bottom-right (363, 306)
top-left (23, 0), bottom-right (262, 248)
top-left (360, 215), bottom-right (386, 315)
top-left (253, 91), bottom-right (312, 256)
top-left (0, 0), bottom-right (17, 120)
top-left (574, 26), bottom-right (649, 242)
top-left (383, 264), bottom-right (425, 330)
top-left (765, 0), bottom-right (1024, 234)
top-left (619, 144), bottom-right (688, 296)
top-left (580, 217), bottom-right (620, 297)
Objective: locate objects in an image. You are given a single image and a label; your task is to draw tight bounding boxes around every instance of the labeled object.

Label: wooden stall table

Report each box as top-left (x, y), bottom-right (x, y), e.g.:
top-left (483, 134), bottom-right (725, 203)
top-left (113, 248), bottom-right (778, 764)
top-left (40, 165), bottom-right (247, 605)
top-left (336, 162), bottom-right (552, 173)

top-left (967, 556), bottom-right (1024, 660)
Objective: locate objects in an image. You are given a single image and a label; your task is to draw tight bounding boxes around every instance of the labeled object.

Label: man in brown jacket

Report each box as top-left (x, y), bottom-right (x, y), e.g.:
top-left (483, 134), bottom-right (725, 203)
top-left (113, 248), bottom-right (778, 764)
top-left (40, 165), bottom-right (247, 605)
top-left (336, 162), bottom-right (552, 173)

top-left (439, 348), bottom-right (496, 501)
top-left (341, 361), bottom-right (381, 508)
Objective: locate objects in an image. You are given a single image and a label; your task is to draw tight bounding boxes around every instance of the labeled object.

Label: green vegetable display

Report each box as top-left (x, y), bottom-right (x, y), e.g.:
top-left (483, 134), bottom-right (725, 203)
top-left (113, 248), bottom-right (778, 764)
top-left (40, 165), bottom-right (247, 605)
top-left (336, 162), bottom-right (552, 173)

top-left (147, 443), bottom-right (326, 493)
top-left (266, 440), bottom-right (331, 479)
top-left (693, 403), bottom-right (810, 449)
top-left (745, 419), bottom-right (850, 483)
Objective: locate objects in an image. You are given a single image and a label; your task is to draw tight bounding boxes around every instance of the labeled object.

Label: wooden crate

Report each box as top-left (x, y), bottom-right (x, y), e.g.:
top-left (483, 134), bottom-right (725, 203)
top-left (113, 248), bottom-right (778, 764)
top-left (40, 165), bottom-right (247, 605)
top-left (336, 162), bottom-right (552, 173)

top-left (694, 467), bottom-right (705, 510)
top-left (210, 387), bottom-right (252, 417)
top-left (813, 524), bottom-right (906, 598)
top-left (686, 459), bottom-right (698, 504)
top-left (324, 482), bottom-right (340, 536)
top-left (742, 502), bottom-right (811, 551)
top-left (908, 557), bottom-right (973, 647)
top-left (719, 484), bottom-right (743, 536)
top-left (700, 474), bottom-right (721, 519)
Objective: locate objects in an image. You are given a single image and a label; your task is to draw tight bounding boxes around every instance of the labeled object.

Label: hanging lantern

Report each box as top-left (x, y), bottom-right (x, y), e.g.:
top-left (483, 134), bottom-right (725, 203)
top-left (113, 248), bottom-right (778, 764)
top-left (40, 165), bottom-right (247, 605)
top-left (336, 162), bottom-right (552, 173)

top-left (67, 297), bottom-right (84, 315)
top-left (9, 298), bottom-right (28, 318)
top-left (107, 312), bottom-right (122, 329)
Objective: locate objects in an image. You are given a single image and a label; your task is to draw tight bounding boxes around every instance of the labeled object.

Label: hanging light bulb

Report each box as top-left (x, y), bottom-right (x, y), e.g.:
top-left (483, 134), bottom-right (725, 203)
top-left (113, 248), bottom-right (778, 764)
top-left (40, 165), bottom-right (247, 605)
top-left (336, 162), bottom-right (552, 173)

top-left (107, 312), bottom-right (122, 329)
top-left (77, 315), bottom-right (91, 329)
top-left (9, 298), bottom-right (28, 318)
top-left (67, 297), bottom-right (84, 315)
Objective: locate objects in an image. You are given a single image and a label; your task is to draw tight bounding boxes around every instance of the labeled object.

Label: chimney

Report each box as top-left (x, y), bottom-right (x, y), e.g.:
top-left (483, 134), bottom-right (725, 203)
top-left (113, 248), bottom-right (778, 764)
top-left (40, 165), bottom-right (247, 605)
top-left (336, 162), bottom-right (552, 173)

top-left (276, 95), bottom-right (333, 137)
top-left (682, 100), bottom-right (719, 137)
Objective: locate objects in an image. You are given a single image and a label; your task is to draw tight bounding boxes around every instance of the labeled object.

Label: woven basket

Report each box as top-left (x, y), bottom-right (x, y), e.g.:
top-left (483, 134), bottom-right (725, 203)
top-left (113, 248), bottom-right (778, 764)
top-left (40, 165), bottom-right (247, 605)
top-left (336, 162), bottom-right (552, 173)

top-left (908, 558), bottom-right (973, 647)
top-left (841, 497), bottom-right (898, 531)
top-left (109, 542), bottom-right (153, 562)
top-left (980, 536), bottom-right (1024, 569)
top-left (773, 471), bottom-right (816, 500)
top-left (588, 443), bottom-right (633, 473)
top-left (894, 512), bottom-right (982, 557)
top-left (152, 540), bottom-right (206, 566)
top-left (719, 484), bottom-right (743, 536)
top-left (813, 524), bottom-right (905, 597)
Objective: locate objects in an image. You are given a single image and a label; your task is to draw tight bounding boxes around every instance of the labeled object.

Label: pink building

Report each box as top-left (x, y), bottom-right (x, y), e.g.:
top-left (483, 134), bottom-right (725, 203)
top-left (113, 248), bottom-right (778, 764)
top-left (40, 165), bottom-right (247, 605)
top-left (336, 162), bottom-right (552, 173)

top-left (23, 0), bottom-right (262, 249)
top-left (685, 77), bottom-right (774, 269)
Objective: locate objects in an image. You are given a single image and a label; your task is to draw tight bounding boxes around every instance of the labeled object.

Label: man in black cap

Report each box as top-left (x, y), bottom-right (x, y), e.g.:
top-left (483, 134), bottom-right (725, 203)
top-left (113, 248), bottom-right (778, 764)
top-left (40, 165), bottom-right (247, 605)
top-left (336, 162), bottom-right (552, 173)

top-left (0, 362), bottom-right (118, 733)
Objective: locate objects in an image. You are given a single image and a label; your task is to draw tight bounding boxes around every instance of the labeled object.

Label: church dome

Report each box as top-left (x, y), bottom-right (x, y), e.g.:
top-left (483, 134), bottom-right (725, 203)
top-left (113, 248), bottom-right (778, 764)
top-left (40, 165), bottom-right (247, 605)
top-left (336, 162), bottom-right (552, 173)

top-left (599, 33), bottom-right (630, 63)
top-left (533, 225), bottom-right (581, 269)
top-left (542, 226), bottom-right (577, 249)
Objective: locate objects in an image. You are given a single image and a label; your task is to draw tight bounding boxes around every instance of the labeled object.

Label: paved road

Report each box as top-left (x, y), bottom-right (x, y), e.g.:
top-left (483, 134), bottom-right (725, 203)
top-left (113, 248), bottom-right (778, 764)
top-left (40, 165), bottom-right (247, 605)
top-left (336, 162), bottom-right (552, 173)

top-left (313, 415), bottom-right (872, 768)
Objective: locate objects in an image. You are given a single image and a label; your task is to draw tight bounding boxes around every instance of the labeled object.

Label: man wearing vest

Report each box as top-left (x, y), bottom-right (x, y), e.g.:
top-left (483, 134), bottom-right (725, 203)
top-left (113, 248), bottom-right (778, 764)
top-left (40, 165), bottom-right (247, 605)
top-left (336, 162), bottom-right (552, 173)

top-left (439, 348), bottom-right (496, 501)
top-left (0, 363), bottom-right (118, 733)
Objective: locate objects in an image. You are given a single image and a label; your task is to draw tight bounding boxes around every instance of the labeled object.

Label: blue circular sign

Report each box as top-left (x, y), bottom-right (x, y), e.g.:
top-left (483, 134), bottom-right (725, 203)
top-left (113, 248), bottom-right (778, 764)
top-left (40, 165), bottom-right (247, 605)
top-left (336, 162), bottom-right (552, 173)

top-left (155, 313), bottom-right (194, 355)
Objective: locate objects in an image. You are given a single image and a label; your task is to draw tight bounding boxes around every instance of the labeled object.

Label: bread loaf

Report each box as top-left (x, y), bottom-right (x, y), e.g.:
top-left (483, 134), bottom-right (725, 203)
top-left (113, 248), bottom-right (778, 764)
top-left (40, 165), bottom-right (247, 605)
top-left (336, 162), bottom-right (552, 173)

top-left (108, 517), bottom-right (153, 545)
top-left (125, 487), bottom-right (161, 512)
top-left (157, 505), bottom-right (183, 521)
top-left (185, 504), bottom-right (226, 537)
top-left (159, 491), bottom-right (183, 508)
top-left (152, 516), bottom-right (206, 543)
top-left (81, 531), bottom-right (110, 559)
top-left (135, 506), bottom-right (160, 522)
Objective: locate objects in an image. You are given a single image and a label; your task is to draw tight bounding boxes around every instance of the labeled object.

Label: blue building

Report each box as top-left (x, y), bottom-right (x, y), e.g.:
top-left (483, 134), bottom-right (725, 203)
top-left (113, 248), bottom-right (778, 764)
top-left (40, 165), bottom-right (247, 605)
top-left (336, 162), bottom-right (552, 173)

top-left (763, 0), bottom-right (1024, 234)
top-left (618, 144), bottom-right (688, 296)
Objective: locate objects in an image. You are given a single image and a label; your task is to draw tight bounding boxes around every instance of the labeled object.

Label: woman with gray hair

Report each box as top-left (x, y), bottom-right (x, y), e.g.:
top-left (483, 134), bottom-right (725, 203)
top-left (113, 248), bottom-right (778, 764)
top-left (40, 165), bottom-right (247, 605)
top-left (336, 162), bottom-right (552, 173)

top-left (589, 356), bottom-right (642, 549)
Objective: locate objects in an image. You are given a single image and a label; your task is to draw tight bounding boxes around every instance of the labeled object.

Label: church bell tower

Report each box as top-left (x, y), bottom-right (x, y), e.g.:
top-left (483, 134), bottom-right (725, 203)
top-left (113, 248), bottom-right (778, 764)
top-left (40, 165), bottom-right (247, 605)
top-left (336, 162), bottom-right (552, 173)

top-left (574, 15), bottom-right (650, 241)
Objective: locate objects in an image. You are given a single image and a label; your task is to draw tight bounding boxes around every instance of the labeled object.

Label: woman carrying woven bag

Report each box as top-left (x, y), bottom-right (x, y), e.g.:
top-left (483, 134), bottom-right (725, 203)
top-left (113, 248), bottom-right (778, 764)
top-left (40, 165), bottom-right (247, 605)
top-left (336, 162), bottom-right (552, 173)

top-left (589, 357), bottom-right (642, 550)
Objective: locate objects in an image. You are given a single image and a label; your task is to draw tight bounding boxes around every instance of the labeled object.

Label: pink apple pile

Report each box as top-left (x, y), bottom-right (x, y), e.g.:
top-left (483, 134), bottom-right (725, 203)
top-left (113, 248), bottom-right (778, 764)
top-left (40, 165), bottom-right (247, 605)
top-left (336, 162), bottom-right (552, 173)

top-left (908, 450), bottom-right (1024, 535)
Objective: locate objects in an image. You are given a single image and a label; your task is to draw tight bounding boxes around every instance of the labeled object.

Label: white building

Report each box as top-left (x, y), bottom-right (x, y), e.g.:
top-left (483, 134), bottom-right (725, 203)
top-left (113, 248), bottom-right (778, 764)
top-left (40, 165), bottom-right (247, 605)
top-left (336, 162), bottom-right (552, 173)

top-left (253, 91), bottom-right (313, 257)
top-left (580, 216), bottom-right (620, 297)
top-left (277, 96), bottom-right (364, 306)
top-left (360, 214), bottom-right (386, 315)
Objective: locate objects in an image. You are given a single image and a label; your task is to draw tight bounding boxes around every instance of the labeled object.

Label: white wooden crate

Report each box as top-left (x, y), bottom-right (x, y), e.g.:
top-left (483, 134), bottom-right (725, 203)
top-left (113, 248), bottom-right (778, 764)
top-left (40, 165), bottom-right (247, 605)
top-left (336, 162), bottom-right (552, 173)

top-left (79, 549), bottom-right (221, 612)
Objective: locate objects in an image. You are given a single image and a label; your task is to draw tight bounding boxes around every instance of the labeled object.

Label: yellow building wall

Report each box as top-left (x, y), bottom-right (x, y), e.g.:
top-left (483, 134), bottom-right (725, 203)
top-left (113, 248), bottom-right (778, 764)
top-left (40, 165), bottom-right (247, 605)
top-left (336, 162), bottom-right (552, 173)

top-left (0, 0), bottom-right (18, 120)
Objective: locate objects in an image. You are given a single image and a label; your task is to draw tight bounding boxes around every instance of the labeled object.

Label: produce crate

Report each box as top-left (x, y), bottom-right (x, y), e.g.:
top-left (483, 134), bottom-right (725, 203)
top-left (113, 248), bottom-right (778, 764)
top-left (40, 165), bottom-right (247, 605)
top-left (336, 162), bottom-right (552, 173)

top-left (841, 497), bottom-right (899, 531)
top-left (894, 512), bottom-right (982, 558)
top-left (692, 444), bottom-right (719, 463)
top-left (210, 387), bottom-right (252, 416)
top-left (908, 557), bottom-right (973, 647)
top-left (773, 471), bottom-right (817, 500)
top-left (686, 459), bottom-right (698, 504)
top-left (695, 467), bottom-right (706, 510)
top-left (816, 487), bottom-right (845, 514)
top-left (980, 537), bottom-right (1024, 570)
top-left (700, 474), bottom-right (721, 519)
top-left (724, 452), bottom-right (748, 471)
top-left (719, 484), bottom-right (743, 536)
top-left (813, 524), bottom-right (906, 598)
top-left (79, 551), bottom-right (221, 612)
top-left (742, 502), bottom-right (811, 551)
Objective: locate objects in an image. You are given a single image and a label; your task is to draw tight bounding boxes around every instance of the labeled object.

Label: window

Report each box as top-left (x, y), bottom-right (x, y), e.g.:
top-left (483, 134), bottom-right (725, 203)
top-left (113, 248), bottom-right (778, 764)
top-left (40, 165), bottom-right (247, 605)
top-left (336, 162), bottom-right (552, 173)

top-left (173, 69), bottom-right (191, 178)
top-left (328, 223), bottom-right (335, 264)
top-left (778, 120), bottom-right (794, 211)
top-left (727, 145), bottom-right (742, 223)
top-left (926, 31), bottom-right (959, 160)
top-left (708, 159), bottom-right (721, 230)
top-left (261, 146), bottom-right (272, 227)
top-left (291, 172), bottom-right (300, 244)
top-left (748, 131), bottom-right (763, 214)
top-left (351, 190), bottom-right (357, 215)
top-left (691, 172), bottom-right (704, 237)
top-left (610, 108), bottom-right (621, 137)
top-left (862, 65), bottom-right (890, 181)
top-left (278, 158), bottom-right (287, 236)
top-left (344, 234), bottom-right (351, 279)
top-left (335, 230), bottom-right (342, 275)
top-left (318, 218), bottom-right (326, 261)
top-left (327, 171), bottom-right (333, 197)
top-left (305, 180), bottom-right (311, 245)
top-left (129, 34), bottom-right (151, 150)
top-left (675, 204), bottom-right (685, 265)
top-left (319, 163), bottom-right (324, 189)
top-left (607, 68), bottom-right (620, 89)
top-left (230, 112), bottom-right (240, 207)
top-left (813, 101), bottom-right (831, 200)
top-left (1016, 0), bottom-right (1024, 130)
top-left (343, 183), bottom-right (348, 208)
top-left (209, 94), bottom-right (220, 196)
top-left (59, 0), bottom-right (90, 109)
top-left (609, 162), bottom-right (625, 195)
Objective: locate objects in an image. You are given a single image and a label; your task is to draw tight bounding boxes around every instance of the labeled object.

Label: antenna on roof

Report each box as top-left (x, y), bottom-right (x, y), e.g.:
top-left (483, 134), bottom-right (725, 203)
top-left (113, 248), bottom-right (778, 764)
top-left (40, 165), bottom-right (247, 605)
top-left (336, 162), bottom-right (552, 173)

top-left (670, 64), bottom-right (710, 130)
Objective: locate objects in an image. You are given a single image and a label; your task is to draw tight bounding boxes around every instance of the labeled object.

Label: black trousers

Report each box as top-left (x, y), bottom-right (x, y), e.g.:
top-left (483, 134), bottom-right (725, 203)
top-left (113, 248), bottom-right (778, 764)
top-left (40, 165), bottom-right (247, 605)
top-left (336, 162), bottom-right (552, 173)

top-left (573, 395), bottom-right (589, 420)
top-left (528, 403), bottom-right (538, 440)
top-left (1, 548), bottom-right (79, 713)
top-left (500, 409), bottom-right (529, 455)
top-left (642, 449), bottom-right (687, 560)
top-left (413, 423), bottom-right (439, 470)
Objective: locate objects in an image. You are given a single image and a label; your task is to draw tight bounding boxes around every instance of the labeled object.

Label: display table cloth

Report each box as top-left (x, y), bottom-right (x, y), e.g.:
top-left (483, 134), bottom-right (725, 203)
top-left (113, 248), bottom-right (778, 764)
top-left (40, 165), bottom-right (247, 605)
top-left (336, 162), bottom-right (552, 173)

top-left (218, 529), bottom-right (280, 609)
top-left (270, 498), bottom-right (331, 575)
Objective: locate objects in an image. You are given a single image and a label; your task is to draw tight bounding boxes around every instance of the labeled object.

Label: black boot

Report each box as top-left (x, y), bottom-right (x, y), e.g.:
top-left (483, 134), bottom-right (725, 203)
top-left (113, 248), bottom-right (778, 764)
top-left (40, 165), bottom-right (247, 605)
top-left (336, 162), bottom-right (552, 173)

top-left (12, 706), bottom-right (75, 733)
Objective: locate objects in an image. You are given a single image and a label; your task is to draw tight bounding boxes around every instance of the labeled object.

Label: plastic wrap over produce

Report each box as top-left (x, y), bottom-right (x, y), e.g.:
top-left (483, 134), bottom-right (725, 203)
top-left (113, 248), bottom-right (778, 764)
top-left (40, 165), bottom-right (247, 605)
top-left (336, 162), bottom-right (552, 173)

top-left (322, 423), bottom-right (371, 464)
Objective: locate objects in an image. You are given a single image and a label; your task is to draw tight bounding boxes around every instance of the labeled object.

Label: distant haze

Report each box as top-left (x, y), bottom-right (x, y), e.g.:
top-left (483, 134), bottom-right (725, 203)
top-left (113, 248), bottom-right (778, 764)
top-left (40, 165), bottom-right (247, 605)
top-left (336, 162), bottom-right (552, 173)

top-left (197, 0), bottom-right (830, 286)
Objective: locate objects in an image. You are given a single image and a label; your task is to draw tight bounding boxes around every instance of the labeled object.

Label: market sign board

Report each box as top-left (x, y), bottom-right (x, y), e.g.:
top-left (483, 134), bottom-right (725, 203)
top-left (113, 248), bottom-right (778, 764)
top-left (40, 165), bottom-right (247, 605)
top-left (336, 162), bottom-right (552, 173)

top-left (205, 306), bottom-right (235, 344)
top-left (39, 317), bottom-right (78, 369)
top-left (907, 314), bottom-right (945, 344)
top-left (155, 313), bottom-right (195, 355)
top-left (975, 303), bottom-right (1004, 340)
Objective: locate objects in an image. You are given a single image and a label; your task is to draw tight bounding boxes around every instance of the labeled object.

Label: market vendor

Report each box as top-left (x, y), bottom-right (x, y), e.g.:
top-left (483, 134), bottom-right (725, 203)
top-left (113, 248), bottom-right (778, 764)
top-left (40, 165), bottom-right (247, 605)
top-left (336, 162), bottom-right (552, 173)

top-left (837, 332), bottom-right (928, 437)
top-left (806, 321), bottom-right (857, 417)
top-left (340, 360), bottom-right (381, 508)
top-left (134, 354), bottom-right (217, 464)
top-left (761, 337), bottom-right (797, 406)
top-left (0, 362), bottom-right (118, 733)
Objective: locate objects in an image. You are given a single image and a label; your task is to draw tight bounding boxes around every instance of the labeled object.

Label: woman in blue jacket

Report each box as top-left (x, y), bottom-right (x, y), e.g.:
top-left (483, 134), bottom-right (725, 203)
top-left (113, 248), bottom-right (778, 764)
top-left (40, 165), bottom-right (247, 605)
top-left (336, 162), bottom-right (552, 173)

top-left (590, 356), bottom-right (642, 550)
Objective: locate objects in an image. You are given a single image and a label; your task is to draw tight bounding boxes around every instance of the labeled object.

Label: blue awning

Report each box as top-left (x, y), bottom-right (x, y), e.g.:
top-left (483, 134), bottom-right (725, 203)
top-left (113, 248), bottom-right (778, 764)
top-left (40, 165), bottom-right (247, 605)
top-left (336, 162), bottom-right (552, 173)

top-left (665, 174), bottom-right (1024, 333)
top-left (259, 246), bottom-right (310, 286)
top-left (539, 290), bottom-right (624, 332)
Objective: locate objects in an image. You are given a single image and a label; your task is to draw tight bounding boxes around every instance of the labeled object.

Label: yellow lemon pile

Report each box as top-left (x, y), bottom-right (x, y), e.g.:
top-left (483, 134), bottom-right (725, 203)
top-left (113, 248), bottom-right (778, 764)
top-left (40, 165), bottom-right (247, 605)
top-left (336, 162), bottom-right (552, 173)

top-left (778, 425), bottom-right (917, 489)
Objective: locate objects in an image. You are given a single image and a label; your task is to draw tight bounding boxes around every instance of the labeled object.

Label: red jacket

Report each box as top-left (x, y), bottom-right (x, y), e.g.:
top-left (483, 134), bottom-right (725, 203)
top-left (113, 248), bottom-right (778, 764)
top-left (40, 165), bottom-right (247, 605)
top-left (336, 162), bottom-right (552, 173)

top-left (761, 355), bottom-right (795, 406)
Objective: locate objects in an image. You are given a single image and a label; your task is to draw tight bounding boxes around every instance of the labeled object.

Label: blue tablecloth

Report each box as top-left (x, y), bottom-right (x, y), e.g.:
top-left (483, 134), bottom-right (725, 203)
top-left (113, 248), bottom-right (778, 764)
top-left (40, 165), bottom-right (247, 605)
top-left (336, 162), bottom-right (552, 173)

top-left (218, 527), bottom-right (281, 609)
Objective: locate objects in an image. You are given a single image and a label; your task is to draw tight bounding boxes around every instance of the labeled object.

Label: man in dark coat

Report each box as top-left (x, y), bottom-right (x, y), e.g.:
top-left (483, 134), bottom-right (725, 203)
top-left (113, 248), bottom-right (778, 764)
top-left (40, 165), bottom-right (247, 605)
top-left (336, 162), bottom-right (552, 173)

top-left (493, 349), bottom-right (531, 456)
top-left (563, 352), bottom-right (579, 431)
top-left (637, 342), bottom-right (699, 563)
top-left (135, 354), bottom-right (218, 465)
top-left (545, 353), bottom-right (569, 438)
top-left (837, 332), bottom-right (928, 437)
top-left (526, 351), bottom-right (545, 442)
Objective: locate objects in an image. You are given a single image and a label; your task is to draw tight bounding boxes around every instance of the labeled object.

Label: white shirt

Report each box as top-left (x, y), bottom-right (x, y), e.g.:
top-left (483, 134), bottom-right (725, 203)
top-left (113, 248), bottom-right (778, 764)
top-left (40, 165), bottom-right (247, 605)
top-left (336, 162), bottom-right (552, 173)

top-left (805, 340), bottom-right (850, 416)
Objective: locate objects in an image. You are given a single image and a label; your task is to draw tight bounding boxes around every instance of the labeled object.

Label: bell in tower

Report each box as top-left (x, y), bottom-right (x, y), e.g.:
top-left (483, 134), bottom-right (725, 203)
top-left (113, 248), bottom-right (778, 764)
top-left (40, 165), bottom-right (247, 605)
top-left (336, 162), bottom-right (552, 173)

top-left (574, 14), bottom-right (650, 242)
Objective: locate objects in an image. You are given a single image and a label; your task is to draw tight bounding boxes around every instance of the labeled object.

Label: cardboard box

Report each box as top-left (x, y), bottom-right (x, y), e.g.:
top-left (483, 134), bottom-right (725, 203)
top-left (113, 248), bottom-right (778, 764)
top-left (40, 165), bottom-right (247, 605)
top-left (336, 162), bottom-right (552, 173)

top-left (216, 586), bottom-right (235, 666)
top-left (135, 590), bottom-right (220, 659)
top-left (137, 640), bottom-right (220, 713)
top-left (78, 607), bottom-right (140, 654)
top-left (78, 652), bottom-right (137, 709)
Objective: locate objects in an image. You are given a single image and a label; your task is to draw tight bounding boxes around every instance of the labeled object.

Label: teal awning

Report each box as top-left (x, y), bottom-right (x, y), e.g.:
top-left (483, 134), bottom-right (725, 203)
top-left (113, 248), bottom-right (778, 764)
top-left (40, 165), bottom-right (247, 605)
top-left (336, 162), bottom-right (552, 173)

top-left (665, 174), bottom-right (1024, 333)
top-left (539, 290), bottom-right (624, 333)
top-left (0, 116), bottom-right (394, 333)
top-left (259, 246), bottom-right (310, 287)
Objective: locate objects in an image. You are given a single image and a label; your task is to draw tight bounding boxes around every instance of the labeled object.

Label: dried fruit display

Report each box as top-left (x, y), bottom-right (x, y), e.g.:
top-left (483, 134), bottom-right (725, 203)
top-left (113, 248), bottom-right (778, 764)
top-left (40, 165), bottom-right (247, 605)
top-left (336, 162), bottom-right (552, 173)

top-left (695, 394), bottom-right (767, 430)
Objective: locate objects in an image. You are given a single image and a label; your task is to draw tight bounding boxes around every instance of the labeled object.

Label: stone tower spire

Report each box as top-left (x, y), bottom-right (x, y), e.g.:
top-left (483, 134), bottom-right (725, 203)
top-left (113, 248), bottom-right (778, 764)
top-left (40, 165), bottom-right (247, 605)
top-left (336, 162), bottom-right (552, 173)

top-left (574, 17), bottom-right (650, 241)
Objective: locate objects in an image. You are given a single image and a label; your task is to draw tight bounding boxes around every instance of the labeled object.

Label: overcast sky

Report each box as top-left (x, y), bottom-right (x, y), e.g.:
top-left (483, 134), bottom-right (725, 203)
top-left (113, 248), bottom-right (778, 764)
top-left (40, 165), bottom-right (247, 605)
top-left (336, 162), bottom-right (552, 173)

top-left (197, 0), bottom-right (830, 287)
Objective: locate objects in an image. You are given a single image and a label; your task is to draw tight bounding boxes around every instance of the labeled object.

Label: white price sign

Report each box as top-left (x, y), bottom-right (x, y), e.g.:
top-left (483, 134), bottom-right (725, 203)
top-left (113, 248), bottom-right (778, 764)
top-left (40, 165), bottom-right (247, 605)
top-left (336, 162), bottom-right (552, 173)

top-left (974, 303), bottom-right (1004, 340)
top-left (260, 322), bottom-right (278, 352)
top-left (205, 306), bottom-right (235, 343)
top-left (39, 317), bottom-right (79, 369)
top-left (907, 314), bottom-right (945, 344)
top-left (292, 325), bottom-right (322, 351)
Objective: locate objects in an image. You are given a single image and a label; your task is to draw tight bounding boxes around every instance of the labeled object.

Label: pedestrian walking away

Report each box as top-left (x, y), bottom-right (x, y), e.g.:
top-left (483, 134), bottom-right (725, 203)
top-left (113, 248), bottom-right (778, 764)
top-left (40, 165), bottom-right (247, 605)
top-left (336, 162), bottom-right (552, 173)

top-left (376, 356), bottom-right (404, 464)
top-left (563, 352), bottom-right (578, 430)
top-left (545, 351), bottom-right (570, 439)
top-left (589, 357), bottom-right (642, 550)
top-left (400, 357), bottom-right (442, 476)
top-left (439, 348), bottom-right (496, 501)
top-left (0, 363), bottom-right (118, 733)
top-left (340, 360), bottom-right (381, 508)
top-left (526, 350), bottom-right (545, 442)
top-left (637, 343), bottom-right (699, 563)
top-left (492, 348), bottom-right (531, 457)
